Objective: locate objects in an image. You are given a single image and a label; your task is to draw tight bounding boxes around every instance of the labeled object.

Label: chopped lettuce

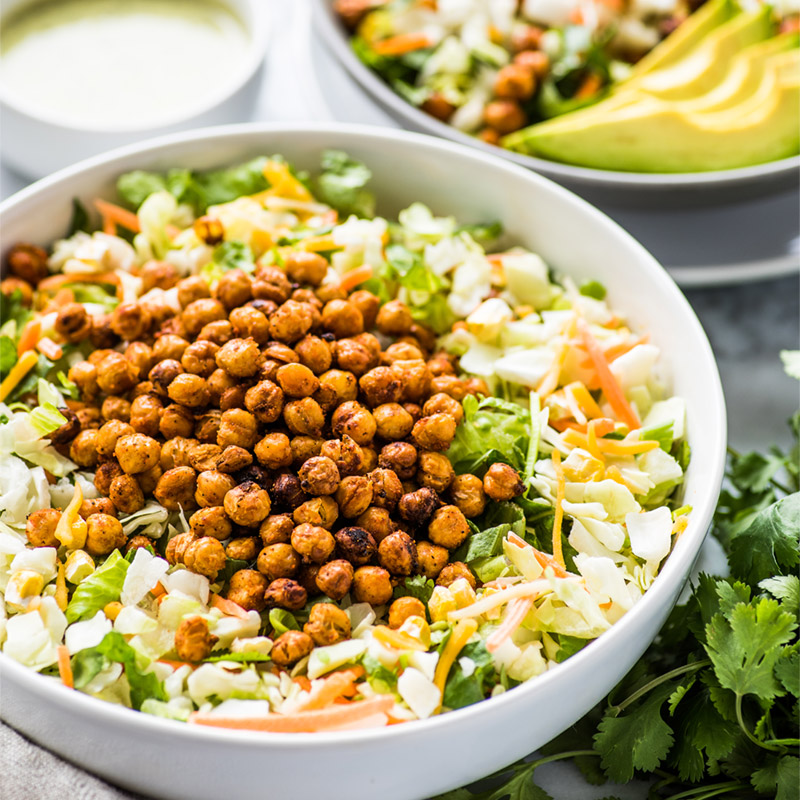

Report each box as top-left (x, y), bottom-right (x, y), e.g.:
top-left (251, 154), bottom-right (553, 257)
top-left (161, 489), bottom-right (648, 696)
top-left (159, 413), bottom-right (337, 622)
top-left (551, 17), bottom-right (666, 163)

top-left (0, 337), bottom-right (16, 376)
top-left (316, 150), bottom-right (375, 218)
top-left (201, 241), bottom-right (255, 284)
top-left (392, 575), bottom-right (435, 605)
top-left (268, 608), bottom-right (300, 636)
top-left (66, 550), bottom-right (129, 623)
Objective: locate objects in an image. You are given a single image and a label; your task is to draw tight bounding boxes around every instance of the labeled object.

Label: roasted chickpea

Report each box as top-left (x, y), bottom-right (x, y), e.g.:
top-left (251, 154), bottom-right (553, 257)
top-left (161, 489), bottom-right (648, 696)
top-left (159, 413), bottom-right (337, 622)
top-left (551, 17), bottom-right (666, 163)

top-left (399, 487), bottom-right (440, 528)
top-left (190, 506), bottom-right (232, 540)
top-left (268, 300), bottom-right (314, 344)
top-left (348, 290), bottom-right (380, 330)
top-left (381, 342), bottom-right (421, 366)
top-left (334, 338), bottom-right (375, 377)
top-left (311, 562), bottom-right (351, 603)
top-left (335, 475), bottom-right (373, 518)
top-left (428, 505), bottom-right (470, 550)
top-left (378, 442), bottom-right (417, 480)
top-left (320, 298), bottom-right (362, 339)
top-left (182, 298), bottom-right (226, 336)
top-left (96, 421), bottom-right (134, 459)
top-left (214, 269), bottom-right (252, 310)
top-left (194, 410), bottom-right (222, 443)
top-left (298, 456), bottom-right (340, 496)
top-left (176, 276), bottom-right (210, 308)
top-left (334, 526), bottom-right (377, 566)
top-left (417, 451), bottom-right (455, 493)
top-left (257, 543), bottom-right (300, 581)
top-left (450, 474), bottom-right (487, 518)
top-left (152, 336), bottom-right (189, 365)
top-left (304, 603), bottom-right (351, 647)
top-left (224, 481), bottom-right (271, 527)
top-left (137, 464), bottom-right (163, 495)
top-left (389, 597), bottom-right (426, 629)
top-left (129, 394), bottom-right (163, 438)
top-left (125, 534), bottom-right (154, 555)
top-left (79, 498), bottom-right (116, 520)
top-left (359, 445), bottom-right (378, 473)
top-left (283, 397), bottom-right (325, 437)
top-left (1, 276), bottom-right (33, 305)
top-left (212, 408), bottom-right (257, 451)
top-left (437, 562), bottom-right (476, 590)
top-left (289, 336), bottom-right (330, 378)
top-left (155, 467), bottom-right (197, 511)
top-left (271, 630), bottom-right (313, 667)
top-left (55, 303), bottom-right (91, 343)
top-left (109, 474), bottom-right (145, 514)
top-left (160, 437), bottom-right (196, 471)
top-left (139, 259), bottom-right (178, 291)
top-left (110, 303), bottom-right (151, 341)
top-left (177, 340), bottom-right (217, 378)
top-left (174, 616), bottom-right (218, 662)
top-left (283, 250), bottom-right (327, 286)
top-left (353, 507), bottom-right (392, 545)
top-left (226, 307), bottom-right (268, 347)
top-left (391, 360), bottom-right (432, 403)
top-left (94, 460), bottom-right (123, 496)
top-left (253, 265), bottom-right (292, 304)
top-left (198, 319), bottom-right (234, 345)
top-left (514, 49), bottom-right (549, 79)
top-left (244, 379), bottom-right (284, 424)
top-left (166, 373), bottom-right (209, 409)
top-left (421, 91), bottom-right (456, 120)
top-left (259, 514), bottom-right (294, 546)
top-left (411, 413), bottom-right (457, 452)
top-left (316, 437), bottom-right (360, 479)
top-left (483, 463), bottom-right (525, 501)
top-left (96, 353), bottom-right (137, 395)
top-left (430, 375), bottom-right (467, 400)
top-left (124, 342), bottom-right (153, 380)
top-left (156, 403), bottom-right (193, 440)
top-left (165, 531), bottom-right (197, 565)
top-left (264, 578), bottom-right (307, 610)
top-left (293, 496), bottom-right (339, 530)
top-left (114, 433), bottom-right (160, 474)
top-left (99, 397), bottom-right (130, 423)
top-left (213, 337), bottom-right (261, 379)
top-left (195, 470), bottom-right (237, 508)
top-left (188, 443), bottom-right (223, 473)
top-left (269, 473), bottom-right (306, 512)
top-left (26, 508), bottom-right (61, 548)
top-left (494, 63), bottom-right (536, 99)
top-left (85, 513), bottom-right (126, 557)
top-left (331, 401), bottom-right (376, 446)
top-left (289, 523), bottom-right (335, 564)
top-left (272, 364), bottom-right (317, 401)
top-left (484, 99), bottom-right (526, 134)
top-left (352, 566), bottom-right (393, 605)
top-left (372, 403), bottom-right (413, 441)
top-left (318, 369), bottom-right (358, 405)
top-left (148, 360), bottom-right (183, 397)
top-left (423, 393), bottom-right (464, 425)
top-left (378, 530), bottom-right (417, 576)
top-left (226, 536), bottom-right (259, 561)
top-left (226, 570), bottom-right (269, 612)
top-left (69, 429), bottom-right (99, 467)
top-left (357, 367), bottom-right (400, 408)
top-left (367, 468), bottom-right (403, 511)
top-left (184, 536), bottom-right (227, 580)
top-left (463, 377), bottom-right (489, 397)
top-left (375, 299), bottom-right (413, 337)
top-left (68, 361), bottom-right (98, 399)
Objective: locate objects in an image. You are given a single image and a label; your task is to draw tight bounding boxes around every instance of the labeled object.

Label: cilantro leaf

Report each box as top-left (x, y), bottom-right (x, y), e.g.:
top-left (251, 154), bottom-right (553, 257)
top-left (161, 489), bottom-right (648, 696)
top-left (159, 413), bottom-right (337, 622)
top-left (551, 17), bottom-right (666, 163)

top-left (95, 632), bottom-right (166, 710)
top-left (392, 575), bottom-right (435, 605)
top-left (315, 150), bottom-right (375, 218)
top-left (760, 575), bottom-right (800, 616)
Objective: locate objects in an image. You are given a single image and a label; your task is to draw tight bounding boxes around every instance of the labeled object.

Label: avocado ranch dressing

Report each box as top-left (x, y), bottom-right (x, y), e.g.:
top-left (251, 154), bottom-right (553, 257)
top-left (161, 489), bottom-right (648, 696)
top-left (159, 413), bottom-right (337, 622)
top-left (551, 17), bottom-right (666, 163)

top-left (0, 0), bottom-right (250, 128)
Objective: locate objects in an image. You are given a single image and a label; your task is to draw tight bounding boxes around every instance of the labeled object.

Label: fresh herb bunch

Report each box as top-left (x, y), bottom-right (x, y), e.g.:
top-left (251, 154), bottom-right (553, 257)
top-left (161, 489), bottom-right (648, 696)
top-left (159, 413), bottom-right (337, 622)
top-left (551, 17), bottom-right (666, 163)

top-left (438, 383), bottom-right (799, 799)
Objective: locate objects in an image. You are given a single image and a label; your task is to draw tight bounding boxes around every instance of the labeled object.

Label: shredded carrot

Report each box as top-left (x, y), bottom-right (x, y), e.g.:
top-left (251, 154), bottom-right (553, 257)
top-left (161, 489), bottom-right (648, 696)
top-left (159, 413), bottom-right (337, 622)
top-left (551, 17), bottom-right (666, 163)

top-left (486, 597), bottom-right (535, 653)
top-left (372, 625), bottom-right (428, 652)
top-left (210, 595), bottom-right (250, 619)
top-left (550, 418), bottom-right (587, 434)
top-left (532, 547), bottom-right (569, 579)
top-left (57, 645), bottom-right (74, 689)
top-left (102, 216), bottom-right (117, 236)
top-left (151, 581), bottom-right (167, 598)
top-left (433, 619), bottom-right (478, 708)
top-left (564, 382), bottom-right (603, 419)
top-left (17, 319), bottom-right (41, 356)
top-left (37, 337), bottom-right (63, 361)
top-left (551, 449), bottom-right (567, 571)
top-left (339, 264), bottom-right (373, 293)
top-left (575, 72), bottom-right (604, 100)
top-left (294, 668), bottom-right (365, 712)
top-left (577, 320), bottom-right (640, 430)
top-left (189, 695), bottom-right (394, 732)
top-left (94, 199), bottom-right (141, 233)
top-left (38, 271), bottom-right (120, 293)
top-left (373, 32), bottom-right (432, 56)
top-left (157, 659), bottom-right (199, 670)
top-left (293, 675), bottom-right (313, 692)
top-left (449, 578), bottom-right (551, 620)
top-left (0, 350), bottom-right (39, 403)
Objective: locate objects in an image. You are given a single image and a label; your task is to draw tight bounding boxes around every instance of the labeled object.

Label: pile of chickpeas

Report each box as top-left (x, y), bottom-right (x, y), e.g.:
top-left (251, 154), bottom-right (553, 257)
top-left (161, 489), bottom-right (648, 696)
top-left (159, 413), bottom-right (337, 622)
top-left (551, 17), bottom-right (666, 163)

top-left (7, 238), bottom-right (525, 669)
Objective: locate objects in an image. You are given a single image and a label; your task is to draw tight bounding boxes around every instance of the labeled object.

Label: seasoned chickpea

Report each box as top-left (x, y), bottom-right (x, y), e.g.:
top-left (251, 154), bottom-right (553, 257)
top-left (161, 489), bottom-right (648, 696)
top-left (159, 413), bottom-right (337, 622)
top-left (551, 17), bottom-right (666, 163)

top-left (399, 487), bottom-right (440, 528)
top-left (124, 342), bottom-right (153, 379)
top-left (304, 603), bottom-right (351, 647)
top-left (179, 340), bottom-right (218, 378)
top-left (269, 473), bottom-right (306, 512)
top-left (188, 443), bottom-right (223, 472)
top-left (437, 562), bottom-right (476, 590)
top-left (311, 562), bottom-right (351, 603)
top-left (152, 334), bottom-right (190, 363)
top-left (214, 269), bottom-right (252, 310)
top-left (463, 377), bottom-right (489, 396)
top-left (335, 475), bottom-right (373, 518)
top-left (376, 299), bottom-right (413, 337)
top-left (248, 434), bottom-right (288, 472)
top-left (94, 460), bottom-right (123, 496)
top-left (389, 597), bottom-right (426, 629)
top-left (85, 514), bottom-right (126, 556)
top-left (275, 364), bottom-right (318, 400)
top-left (483, 463), bottom-right (525, 501)
top-left (293, 496), bottom-right (338, 530)
top-left (79, 498), bottom-right (116, 519)
top-left (26, 508), bottom-right (61, 547)
top-left (140, 259), bottom-right (178, 292)
top-left (352, 566), bottom-right (393, 605)
top-left (244, 380), bottom-right (284, 424)
top-left (198, 320), bottom-right (233, 345)
top-left (317, 435), bottom-right (361, 478)
top-left (367, 468), bottom-right (403, 510)
top-left (494, 62), bottom-right (536, 99)
top-left (125, 534), bottom-right (154, 554)
top-left (184, 536), bottom-right (227, 580)
top-left (298, 456), bottom-right (340, 496)
top-left (430, 375), bottom-right (467, 400)
top-left (227, 570), bottom-right (269, 612)
top-left (334, 338), bottom-right (375, 377)
top-left (129, 394), bottom-right (163, 438)
top-left (390, 360), bottom-right (431, 404)
top-left (514, 49), bottom-right (549, 79)
top-left (154, 467), bottom-right (197, 511)
top-left (284, 250), bottom-right (328, 286)
top-left (195, 470), bottom-right (237, 508)
top-left (257, 543), bottom-right (300, 581)
top-left (110, 303), bottom-right (151, 341)
top-left (268, 300), bottom-right (314, 344)
top-left (226, 536), bottom-right (259, 561)
top-left (283, 397), bottom-right (325, 437)
top-left (1, 277), bottom-right (33, 305)
top-left (68, 361), bottom-right (99, 399)
top-left (288, 523), bottom-right (334, 564)
top-left (136, 464), bottom-right (163, 495)
top-left (182, 298), bottom-right (226, 336)
top-left (423, 393), bottom-right (464, 425)
top-left (224, 481), bottom-right (271, 527)
top-left (158, 403), bottom-right (195, 440)
top-left (259, 514), bottom-right (294, 546)
top-left (96, 353), bottom-right (138, 395)
top-left (428, 505), bottom-right (470, 550)
top-left (109, 474), bottom-right (145, 514)
top-left (348, 290), bottom-right (380, 330)
top-left (450, 474), bottom-right (486, 518)
top-left (372, 403), bottom-right (414, 441)
top-left (167, 373), bottom-right (209, 408)
top-left (271, 630), bottom-right (313, 668)
top-left (190, 506), bottom-right (232, 540)
top-left (149, 359), bottom-right (184, 395)
top-left (292, 335), bottom-right (331, 376)
top-left (335, 526), bottom-right (377, 566)
top-left (228, 306), bottom-right (270, 345)
top-left (357, 367), bottom-right (400, 408)
top-left (55, 303), bottom-right (91, 343)
top-left (176, 276), bottom-right (211, 308)
top-left (115, 433), bottom-right (160, 474)
top-left (417, 451), bottom-right (455, 493)
top-left (253, 265), bottom-right (292, 304)
top-left (318, 369), bottom-right (358, 405)
top-left (100, 397), bottom-right (130, 423)
top-left (175, 616), bottom-right (218, 662)
top-left (321, 299), bottom-right (364, 340)
top-left (214, 408), bottom-right (257, 451)
top-left (355, 507), bottom-right (394, 545)
top-left (378, 531), bottom-right (417, 576)
top-left (484, 99), bottom-right (525, 133)
top-left (166, 531), bottom-right (197, 565)
top-left (69, 429), bottom-right (99, 467)
top-left (360, 446), bottom-right (379, 473)
top-left (412, 413), bottom-right (457, 452)
top-left (288, 436), bottom-right (321, 469)
top-left (160, 437), bottom-right (196, 471)
top-left (331, 401), bottom-right (376, 446)
top-left (214, 337), bottom-right (261, 379)
top-left (194, 410), bottom-right (222, 443)
top-left (382, 342), bottom-right (422, 365)
top-left (378, 442), bottom-right (418, 480)
top-left (264, 578), bottom-right (307, 610)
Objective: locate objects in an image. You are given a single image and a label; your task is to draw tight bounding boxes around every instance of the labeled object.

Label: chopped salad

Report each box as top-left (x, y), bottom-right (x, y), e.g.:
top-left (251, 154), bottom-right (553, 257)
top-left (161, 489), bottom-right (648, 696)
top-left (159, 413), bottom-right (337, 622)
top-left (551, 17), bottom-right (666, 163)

top-left (0, 152), bottom-right (690, 733)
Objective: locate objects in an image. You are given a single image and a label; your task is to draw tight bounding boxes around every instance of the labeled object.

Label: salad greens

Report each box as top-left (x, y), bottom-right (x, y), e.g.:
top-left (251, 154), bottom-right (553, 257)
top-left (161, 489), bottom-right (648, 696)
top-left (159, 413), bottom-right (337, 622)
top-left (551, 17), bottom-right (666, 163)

top-left (66, 550), bottom-right (129, 624)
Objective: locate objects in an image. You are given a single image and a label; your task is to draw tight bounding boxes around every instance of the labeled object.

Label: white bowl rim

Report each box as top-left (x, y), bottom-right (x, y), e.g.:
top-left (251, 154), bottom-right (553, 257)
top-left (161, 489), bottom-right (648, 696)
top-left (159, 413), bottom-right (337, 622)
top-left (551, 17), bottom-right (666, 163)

top-left (0, 120), bottom-right (727, 750)
top-left (310, 0), bottom-right (800, 192)
top-left (0, 0), bottom-right (272, 134)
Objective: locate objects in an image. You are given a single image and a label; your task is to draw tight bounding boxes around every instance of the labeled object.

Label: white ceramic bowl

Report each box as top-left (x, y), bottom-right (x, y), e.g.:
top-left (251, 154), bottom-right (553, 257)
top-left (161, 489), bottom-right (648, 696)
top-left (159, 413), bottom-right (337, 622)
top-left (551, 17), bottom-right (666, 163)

top-left (311, 0), bottom-right (800, 208)
top-left (0, 0), bottom-right (271, 180)
top-left (0, 123), bottom-right (726, 800)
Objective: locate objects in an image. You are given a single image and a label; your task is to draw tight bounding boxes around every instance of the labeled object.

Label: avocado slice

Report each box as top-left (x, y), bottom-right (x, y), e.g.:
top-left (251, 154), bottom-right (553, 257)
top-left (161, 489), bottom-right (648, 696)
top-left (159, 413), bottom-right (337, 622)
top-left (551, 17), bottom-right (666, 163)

top-left (627, 0), bottom-right (739, 79)
top-left (631, 6), bottom-right (775, 101)
top-left (505, 52), bottom-right (800, 173)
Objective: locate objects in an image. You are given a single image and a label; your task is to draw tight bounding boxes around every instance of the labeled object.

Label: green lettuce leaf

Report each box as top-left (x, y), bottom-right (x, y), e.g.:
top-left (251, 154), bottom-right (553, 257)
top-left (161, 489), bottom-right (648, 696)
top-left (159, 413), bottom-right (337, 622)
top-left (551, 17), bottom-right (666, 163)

top-left (392, 575), bottom-right (435, 604)
top-left (316, 150), bottom-right (375, 218)
top-left (66, 550), bottom-right (129, 623)
top-left (0, 336), bottom-right (16, 377)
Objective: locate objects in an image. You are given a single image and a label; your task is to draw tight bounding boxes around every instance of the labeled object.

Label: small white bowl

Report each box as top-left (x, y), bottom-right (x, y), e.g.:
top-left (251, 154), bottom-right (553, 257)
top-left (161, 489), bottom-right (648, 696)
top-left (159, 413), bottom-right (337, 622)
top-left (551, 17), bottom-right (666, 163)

top-left (0, 123), bottom-right (726, 800)
top-left (0, 0), bottom-right (271, 180)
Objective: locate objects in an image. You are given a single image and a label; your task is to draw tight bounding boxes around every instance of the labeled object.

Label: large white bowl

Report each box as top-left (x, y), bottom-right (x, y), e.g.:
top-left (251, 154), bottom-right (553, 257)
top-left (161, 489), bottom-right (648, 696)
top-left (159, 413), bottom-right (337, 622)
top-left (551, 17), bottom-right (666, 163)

top-left (0, 123), bottom-right (726, 800)
top-left (311, 0), bottom-right (800, 208)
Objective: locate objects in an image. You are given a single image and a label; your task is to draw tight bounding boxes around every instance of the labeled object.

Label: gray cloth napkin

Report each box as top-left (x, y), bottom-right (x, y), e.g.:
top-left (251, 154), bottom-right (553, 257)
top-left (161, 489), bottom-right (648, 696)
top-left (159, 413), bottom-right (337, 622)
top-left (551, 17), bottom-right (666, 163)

top-left (0, 720), bottom-right (148, 800)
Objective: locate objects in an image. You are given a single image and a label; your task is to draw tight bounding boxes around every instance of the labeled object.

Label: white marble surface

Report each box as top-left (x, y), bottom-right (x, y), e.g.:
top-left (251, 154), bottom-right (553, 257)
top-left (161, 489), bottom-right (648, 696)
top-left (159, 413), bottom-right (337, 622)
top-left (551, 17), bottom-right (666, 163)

top-left (1, 1), bottom-right (798, 798)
